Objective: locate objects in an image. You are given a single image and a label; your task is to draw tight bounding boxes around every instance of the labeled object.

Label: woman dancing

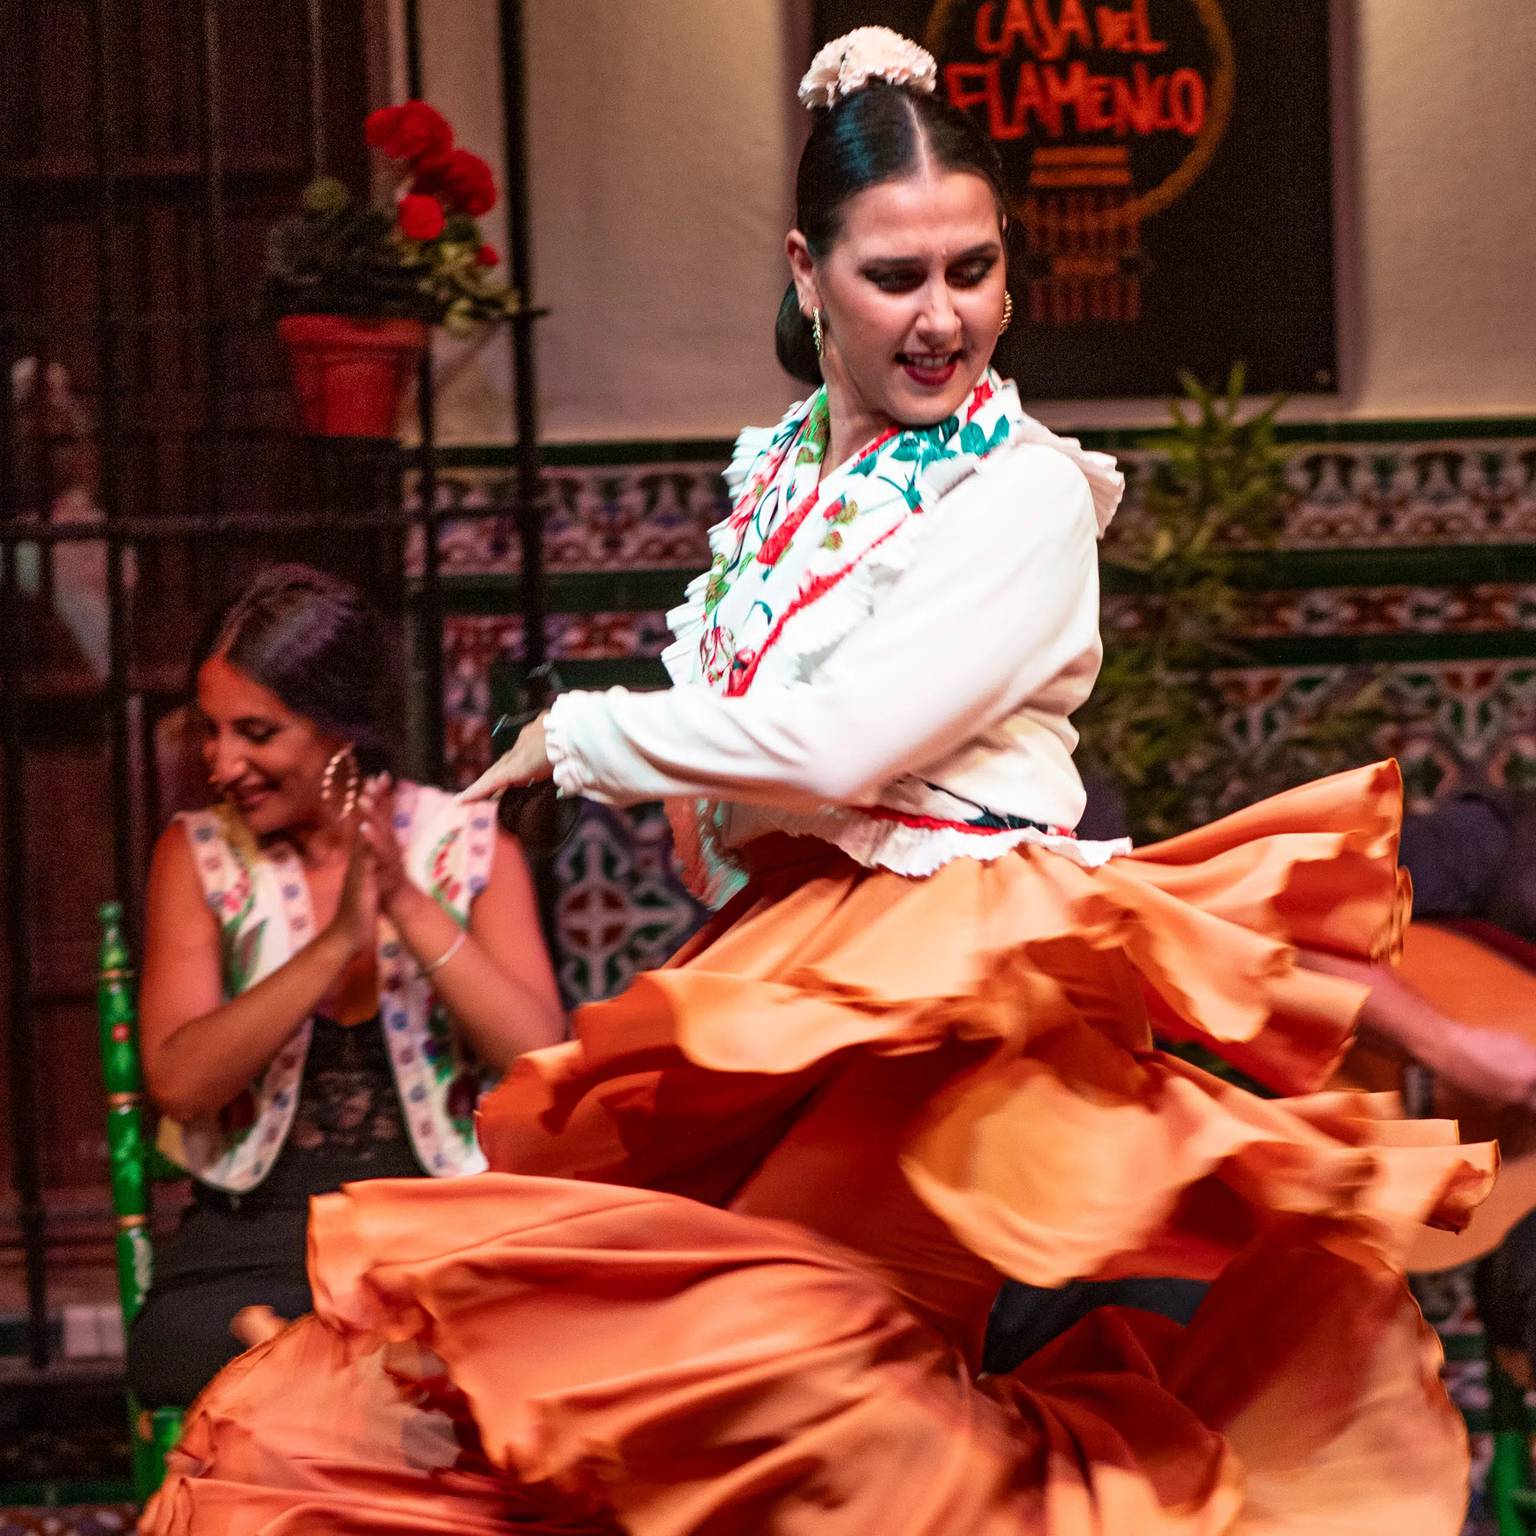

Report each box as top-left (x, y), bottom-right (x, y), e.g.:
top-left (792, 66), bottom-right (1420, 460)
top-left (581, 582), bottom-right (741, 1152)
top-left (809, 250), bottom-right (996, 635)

top-left (145, 31), bottom-right (1492, 1535)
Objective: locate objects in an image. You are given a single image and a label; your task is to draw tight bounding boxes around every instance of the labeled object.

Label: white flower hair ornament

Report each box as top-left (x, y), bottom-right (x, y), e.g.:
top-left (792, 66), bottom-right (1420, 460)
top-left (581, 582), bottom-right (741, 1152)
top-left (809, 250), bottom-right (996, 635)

top-left (797, 27), bottom-right (939, 111)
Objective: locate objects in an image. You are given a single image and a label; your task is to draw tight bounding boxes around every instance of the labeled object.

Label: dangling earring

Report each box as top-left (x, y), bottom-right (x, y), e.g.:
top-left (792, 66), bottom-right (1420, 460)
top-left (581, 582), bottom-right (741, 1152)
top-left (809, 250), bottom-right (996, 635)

top-left (811, 308), bottom-right (825, 358)
top-left (998, 291), bottom-right (1014, 336)
top-left (320, 745), bottom-right (360, 823)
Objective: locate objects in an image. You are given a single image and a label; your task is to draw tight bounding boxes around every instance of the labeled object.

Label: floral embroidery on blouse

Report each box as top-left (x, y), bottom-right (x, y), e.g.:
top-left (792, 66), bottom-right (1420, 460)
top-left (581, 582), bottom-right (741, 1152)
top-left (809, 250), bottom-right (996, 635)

top-left (696, 371), bottom-right (1017, 702)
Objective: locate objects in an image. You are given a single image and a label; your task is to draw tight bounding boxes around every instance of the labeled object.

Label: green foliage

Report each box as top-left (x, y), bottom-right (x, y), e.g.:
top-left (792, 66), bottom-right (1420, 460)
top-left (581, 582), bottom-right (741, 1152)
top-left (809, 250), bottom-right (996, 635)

top-left (264, 180), bottom-right (520, 334)
top-left (1076, 365), bottom-right (1385, 843)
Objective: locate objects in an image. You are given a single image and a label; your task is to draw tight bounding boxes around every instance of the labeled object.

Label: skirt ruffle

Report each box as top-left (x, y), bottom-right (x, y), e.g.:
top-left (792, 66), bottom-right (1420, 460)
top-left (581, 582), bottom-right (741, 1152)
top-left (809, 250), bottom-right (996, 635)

top-left (144, 762), bottom-right (1494, 1535)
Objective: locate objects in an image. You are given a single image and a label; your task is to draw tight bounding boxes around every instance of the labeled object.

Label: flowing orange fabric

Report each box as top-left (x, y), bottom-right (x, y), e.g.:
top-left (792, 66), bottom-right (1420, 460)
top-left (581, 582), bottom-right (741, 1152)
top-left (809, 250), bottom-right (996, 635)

top-left (144, 762), bottom-right (1495, 1535)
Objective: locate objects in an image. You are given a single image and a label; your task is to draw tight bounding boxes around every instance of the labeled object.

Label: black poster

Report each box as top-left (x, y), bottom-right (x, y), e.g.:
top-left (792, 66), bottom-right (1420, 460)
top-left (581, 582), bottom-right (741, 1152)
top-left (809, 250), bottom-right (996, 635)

top-left (811, 1), bottom-right (1337, 398)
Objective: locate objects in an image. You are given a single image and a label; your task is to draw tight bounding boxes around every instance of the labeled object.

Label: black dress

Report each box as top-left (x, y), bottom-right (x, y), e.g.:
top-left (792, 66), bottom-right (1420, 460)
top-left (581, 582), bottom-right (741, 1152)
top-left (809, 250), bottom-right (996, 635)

top-left (126, 1015), bottom-right (425, 1407)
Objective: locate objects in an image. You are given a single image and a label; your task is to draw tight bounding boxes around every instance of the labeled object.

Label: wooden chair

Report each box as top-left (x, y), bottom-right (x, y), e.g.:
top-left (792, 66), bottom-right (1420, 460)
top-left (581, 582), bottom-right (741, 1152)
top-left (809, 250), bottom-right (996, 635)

top-left (97, 900), bottom-right (184, 1501)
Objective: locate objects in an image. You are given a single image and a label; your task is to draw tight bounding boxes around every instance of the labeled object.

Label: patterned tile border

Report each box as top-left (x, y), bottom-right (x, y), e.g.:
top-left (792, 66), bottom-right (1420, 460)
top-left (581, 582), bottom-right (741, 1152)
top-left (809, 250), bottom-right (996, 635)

top-left (410, 432), bottom-right (1536, 575)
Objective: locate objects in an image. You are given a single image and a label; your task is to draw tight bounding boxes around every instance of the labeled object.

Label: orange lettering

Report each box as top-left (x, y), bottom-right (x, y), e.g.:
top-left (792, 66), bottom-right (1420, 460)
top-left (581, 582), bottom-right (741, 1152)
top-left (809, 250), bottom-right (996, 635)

top-left (1168, 68), bottom-right (1205, 133)
top-left (945, 59), bottom-right (1002, 125)
top-left (1029, 0), bottom-right (1071, 61)
top-left (1057, 0), bottom-right (1095, 50)
top-left (992, 0), bottom-right (1044, 57)
top-left (1039, 58), bottom-right (1096, 132)
top-left (973, 2), bottom-right (1006, 54)
top-left (1012, 61), bottom-right (1063, 135)
top-left (1108, 62), bottom-right (1155, 133)
top-left (1096, 0), bottom-right (1168, 54)
top-left (1081, 70), bottom-right (1113, 131)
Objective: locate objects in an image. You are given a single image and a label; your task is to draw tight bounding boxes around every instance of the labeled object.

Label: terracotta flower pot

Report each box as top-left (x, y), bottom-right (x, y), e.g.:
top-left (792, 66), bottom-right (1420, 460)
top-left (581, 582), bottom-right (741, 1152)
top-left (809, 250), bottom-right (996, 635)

top-left (276, 314), bottom-right (428, 439)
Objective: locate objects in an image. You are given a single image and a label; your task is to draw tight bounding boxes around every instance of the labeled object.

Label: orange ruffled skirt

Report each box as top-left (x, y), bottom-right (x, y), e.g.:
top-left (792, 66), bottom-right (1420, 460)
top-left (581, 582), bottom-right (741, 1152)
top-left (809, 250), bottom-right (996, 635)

top-left (144, 763), bottom-right (1496, 1535)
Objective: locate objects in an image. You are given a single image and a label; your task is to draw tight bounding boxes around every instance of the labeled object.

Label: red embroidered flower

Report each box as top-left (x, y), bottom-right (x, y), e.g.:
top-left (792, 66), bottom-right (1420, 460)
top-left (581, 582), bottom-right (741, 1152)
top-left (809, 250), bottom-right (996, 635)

top-left (398, 192), bottom-right (446, 241)
top-left (699, 625), bottom-right (736, 686)
top-left (413, 148), bottom-right (497, 216)
top-left (447, 1070), bottom-right (480, 1123)
top-left (218, 1089), bottom-right (257, 1138)
top-left (365, 101), bottom-right (452, 165)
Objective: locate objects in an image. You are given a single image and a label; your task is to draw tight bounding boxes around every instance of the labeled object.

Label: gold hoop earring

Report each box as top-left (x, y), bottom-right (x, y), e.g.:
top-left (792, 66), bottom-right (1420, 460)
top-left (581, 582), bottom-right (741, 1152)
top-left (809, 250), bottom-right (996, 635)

top-left (811, 308), bottom-right (825, 358)
top-left (320, 745), bottom-right (360, 823)
top-left (998, 291), bottom-right (1014, 336)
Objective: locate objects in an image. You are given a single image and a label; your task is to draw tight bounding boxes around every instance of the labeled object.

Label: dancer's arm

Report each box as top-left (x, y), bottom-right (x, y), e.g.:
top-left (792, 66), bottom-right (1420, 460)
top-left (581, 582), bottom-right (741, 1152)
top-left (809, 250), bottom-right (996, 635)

top-left (468, 446), bottom-right (1099, 808)
top-left (1299, 946), bottom-right (1536, 1112)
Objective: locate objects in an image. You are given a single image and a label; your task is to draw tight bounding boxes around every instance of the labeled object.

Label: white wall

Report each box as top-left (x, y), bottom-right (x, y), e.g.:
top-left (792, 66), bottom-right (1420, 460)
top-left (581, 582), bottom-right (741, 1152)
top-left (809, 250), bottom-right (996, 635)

top-left (401, 0), bottom-right (1536, 442)
top-left (1337, 0), bottom-right (1536, 420)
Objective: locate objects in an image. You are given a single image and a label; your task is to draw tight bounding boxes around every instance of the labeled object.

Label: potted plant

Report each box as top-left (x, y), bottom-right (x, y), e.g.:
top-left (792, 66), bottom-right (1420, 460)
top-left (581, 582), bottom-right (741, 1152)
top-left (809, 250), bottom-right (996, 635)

top-left (1076, 365), bottom-right (1385, 843)
top-left (265, 101), bottom-right (520, 438)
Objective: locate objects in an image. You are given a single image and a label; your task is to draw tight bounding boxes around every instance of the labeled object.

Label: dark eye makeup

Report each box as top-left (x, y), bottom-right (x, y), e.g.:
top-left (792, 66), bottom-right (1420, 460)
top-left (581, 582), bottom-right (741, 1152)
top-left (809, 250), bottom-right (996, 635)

top-left (862, 248), bottom-right (1000, 293)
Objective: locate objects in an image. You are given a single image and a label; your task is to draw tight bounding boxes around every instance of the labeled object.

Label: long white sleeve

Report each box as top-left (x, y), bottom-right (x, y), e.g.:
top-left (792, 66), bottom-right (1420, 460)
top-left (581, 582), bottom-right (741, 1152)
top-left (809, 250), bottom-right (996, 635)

top-left (545, 444), bottom-right (1100, 811)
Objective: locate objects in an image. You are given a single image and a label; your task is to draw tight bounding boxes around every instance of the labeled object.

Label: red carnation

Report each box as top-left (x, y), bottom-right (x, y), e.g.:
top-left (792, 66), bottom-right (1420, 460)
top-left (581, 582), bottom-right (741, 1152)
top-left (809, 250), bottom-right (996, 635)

top-left (365, 101), bottom-right (453, 165)
top-left (414, 147), bottom-right (496, 217)
top-left (398, 192), bottom-right (446, 241)
top-left (475, 243), bottom-right (499, 267)
top-left (409, 146), bottom-right (454, 183)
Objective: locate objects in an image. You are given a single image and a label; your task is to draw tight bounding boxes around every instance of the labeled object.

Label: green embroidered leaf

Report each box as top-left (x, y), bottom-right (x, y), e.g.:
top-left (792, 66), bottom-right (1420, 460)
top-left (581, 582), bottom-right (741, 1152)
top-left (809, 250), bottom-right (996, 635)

top-left (822, 529), bottom-right (844, 551)
top-left (959, 417), bottom-right (1011, 456)
top-left (891, 426), bottom-right (957, 472)
top-left (225, 919), bottom-right (266, 996)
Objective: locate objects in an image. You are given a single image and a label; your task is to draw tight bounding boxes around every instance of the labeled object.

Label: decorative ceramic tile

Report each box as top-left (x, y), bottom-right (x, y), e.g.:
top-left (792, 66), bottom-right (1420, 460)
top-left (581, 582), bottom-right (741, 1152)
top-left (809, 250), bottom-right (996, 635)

top-left (1106, 437), bottom-right (1536, 552)
top-left (412, 463), bottom-right (727, 575)
top-left (1105, 585), bottom-right (1536, 638)
top-left (549, 804), bottom-right (709, 1007)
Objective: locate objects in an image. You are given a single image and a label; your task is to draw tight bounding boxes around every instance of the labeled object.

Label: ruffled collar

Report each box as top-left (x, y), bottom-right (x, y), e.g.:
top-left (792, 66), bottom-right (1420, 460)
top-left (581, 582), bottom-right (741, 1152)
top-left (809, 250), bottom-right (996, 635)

top-left (662, 372), bottom-right (1123, 700)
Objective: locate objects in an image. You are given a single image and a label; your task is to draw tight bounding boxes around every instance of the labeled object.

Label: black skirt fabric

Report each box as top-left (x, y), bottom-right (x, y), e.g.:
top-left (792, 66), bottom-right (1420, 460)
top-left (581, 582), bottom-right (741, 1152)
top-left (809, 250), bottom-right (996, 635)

top-left (127, 1014), bottom-right (429, 1407)
top-left (126, 1196), bottom-right (315, 1408)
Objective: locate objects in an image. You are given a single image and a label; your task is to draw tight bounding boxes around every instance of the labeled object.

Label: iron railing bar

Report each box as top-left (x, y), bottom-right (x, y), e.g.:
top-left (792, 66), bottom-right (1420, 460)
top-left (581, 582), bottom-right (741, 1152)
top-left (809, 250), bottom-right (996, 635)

top-left (197, 0), bottom-right (229, 540)
top-left (29, 346), bottom-right (61, 617)
top-left (0, 176), bottom-right (51, 1372)
top-left (0, 503), bottom-right (546, 543)
top-left (90, 0), bottom-right (137, 931)
top-left (404, 0), bottom-right (426, 100)
top-left (496, 0), bottom-right (561, 961)
top-left (0, 304), bottom-right (545, 336)
top-left (500, 0), bottom-right (546, 682)
top-left (403, 0), bottom-right (445, 780)
top-left (305, 0), bottom-right (327, 179)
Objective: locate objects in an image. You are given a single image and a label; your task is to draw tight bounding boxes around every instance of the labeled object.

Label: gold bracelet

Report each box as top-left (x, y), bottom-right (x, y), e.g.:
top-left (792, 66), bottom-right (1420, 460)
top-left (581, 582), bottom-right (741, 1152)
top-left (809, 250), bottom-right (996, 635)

top-left (420, 930), bottom-right (467, 979)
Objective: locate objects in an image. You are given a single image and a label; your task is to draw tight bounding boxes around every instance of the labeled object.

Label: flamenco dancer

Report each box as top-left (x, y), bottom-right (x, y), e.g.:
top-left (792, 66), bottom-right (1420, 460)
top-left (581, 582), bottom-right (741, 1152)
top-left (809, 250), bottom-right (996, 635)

top-left (145, 30), bottom-right (1493, 1535)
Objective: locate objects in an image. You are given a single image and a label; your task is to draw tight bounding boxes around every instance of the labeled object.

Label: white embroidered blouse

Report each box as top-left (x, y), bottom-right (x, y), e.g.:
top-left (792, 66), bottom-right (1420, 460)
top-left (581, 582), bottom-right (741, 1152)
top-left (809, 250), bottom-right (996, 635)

top-left (546, 377), bottom-right (1126, 900)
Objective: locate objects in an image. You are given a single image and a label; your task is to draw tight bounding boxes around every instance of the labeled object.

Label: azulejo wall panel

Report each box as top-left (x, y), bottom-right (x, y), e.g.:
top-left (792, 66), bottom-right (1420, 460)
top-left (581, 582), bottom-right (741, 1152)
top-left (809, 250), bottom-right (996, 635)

top-left (418, 423), bottom-right (1536, 1005)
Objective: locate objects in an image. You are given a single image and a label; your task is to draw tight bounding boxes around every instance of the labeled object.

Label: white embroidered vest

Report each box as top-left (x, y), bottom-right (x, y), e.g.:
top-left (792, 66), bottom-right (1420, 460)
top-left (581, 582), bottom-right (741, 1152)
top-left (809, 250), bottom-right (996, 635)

top-left (158, 783), bottom-right (498, 1192)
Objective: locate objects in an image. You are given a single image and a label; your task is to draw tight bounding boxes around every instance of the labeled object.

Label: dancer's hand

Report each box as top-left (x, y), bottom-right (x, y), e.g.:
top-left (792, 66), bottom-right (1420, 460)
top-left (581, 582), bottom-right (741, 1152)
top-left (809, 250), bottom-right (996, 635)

top-left (230, 1304), bottom-right (288, 1349)
top-left (457, 714), bottom-right (553, 802)
top-left (1429, 1021), bottom-right (1536, 1113)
